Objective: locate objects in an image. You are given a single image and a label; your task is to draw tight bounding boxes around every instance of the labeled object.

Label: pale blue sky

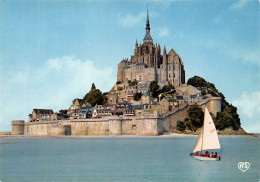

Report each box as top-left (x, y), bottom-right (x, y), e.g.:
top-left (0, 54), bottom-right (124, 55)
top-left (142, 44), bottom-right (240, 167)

top-left (0, 0), bottom-right (259, 132)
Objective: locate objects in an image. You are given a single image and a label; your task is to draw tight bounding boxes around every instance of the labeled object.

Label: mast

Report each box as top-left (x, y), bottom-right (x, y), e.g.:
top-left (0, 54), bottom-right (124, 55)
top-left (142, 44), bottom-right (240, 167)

top-left (201, 107), bottom-right (206, 152)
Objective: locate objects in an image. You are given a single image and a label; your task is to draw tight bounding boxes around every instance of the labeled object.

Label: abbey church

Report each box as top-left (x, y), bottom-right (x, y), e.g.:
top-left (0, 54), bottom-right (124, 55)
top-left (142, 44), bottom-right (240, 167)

top-left (117, 9), bottom-right (185, 87)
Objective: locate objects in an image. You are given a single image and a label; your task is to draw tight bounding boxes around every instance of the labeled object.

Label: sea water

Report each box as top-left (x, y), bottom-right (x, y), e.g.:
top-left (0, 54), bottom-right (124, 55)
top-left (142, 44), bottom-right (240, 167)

top-left (0, 136), bottom-right (259, 182)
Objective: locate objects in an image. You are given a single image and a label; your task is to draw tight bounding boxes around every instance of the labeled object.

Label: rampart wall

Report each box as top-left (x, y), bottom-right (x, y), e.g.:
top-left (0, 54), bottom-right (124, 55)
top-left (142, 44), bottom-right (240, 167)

top-left (11, 97), bottom-right (221, 136)
top-left (17, 115), bottom-right (158, 136)
top-left (24, 122), bottom-right (71, 136)
top-left (158, 97), bottom-right (221, 133)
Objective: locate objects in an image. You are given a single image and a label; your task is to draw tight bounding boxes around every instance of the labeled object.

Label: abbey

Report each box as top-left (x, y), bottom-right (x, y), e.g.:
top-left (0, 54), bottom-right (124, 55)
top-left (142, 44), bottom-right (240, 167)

top-left (117, 10), bottom-right (185, 87)
top-left (10, 9), bottom-right (223, 137)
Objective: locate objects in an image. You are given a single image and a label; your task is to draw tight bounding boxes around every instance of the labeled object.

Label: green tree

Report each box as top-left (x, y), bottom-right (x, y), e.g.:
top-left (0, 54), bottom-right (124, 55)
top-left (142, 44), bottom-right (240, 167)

top-left (102, 92), bottom-right (108, 105)
top-left (188, 104), bottom-right (204, 128)
top-left (162, 83), bottom-right (174, 93)
top-left (187, 76), bottom-right (218, 96)
top-left (184, 119), bottom-right (196, 131)
top-left (83, 89), bottom-right (104, 107)
top-left (176, 121), bottom-right (186, 131)
top-left (128, 79), bottom-right (138, 86)
top-left (91, 83), bottom-right (96, 90)
top-left (149, 81), bottom-right (160, 98)
top-left (134, 92), bottom-right (142, 101)
top-left (187, 75), bottom-right (241, 131)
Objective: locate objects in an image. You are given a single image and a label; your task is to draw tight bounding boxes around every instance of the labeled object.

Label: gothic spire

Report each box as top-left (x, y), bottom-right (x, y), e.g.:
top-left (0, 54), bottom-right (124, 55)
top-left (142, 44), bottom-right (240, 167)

top-left (146, 6), bottom-right (150, 34)
top-left (163, 46), bottom-right (167, 55)
top-left (143, 6), bottom-right (153, 43)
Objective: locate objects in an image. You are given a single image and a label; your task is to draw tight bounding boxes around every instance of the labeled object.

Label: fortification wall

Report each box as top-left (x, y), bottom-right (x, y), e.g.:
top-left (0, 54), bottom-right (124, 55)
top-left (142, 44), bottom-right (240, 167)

top-left (158, 97), bottom-right (222, 133)
top-left (12, 96), bottom-right (221, 136)
top-left (12, 120), bottom-right (25, 135)
top-left (70, 119), bottom-right (109, 135)
top-left (136, 117), bottom-right (158, 135)
top-left (122, 118), bottom-right (137, 135)
top-left (121, 115), bottom-right (158, 135)
top-left (200, 97), bottom-right (221, 117)
top-left (158, 105), bottom-right (189, 133)
top-left (109, 118), bottom-right (122, 135)
top-left (25, 122), bottom-right (70, 136)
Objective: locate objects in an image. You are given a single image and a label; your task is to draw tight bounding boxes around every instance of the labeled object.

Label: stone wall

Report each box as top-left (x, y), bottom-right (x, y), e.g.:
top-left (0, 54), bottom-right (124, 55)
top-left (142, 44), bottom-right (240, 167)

top-left (121, 115), bottom-right (158, 136)
top-left (109, 118), bottom-right (122, 135)
top-left (158, 104), bottom-right (189, 133)
top-left (122, 118), bottom-right (137, 135)
top-left (12, 120), bottom-right (25, 135)
top-left (136, 117), bottom-right (158, 135)
top-left (22, 116), bottom-right (158, 136)
top-left (24, 122), bottom-right (70, 136)
top-left (200, 97), bottom-right (221, 117)
top-left (158, 97), bottom-right (222, 133)
top-left (0, 132), bottom-right (12, 135)
top-left (70, 119), bottom-right (109, 135)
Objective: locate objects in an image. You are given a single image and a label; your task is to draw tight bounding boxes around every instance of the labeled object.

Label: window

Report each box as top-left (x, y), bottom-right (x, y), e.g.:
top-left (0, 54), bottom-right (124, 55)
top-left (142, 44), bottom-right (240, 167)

top-left (169, 106), bottom-right (172, 111)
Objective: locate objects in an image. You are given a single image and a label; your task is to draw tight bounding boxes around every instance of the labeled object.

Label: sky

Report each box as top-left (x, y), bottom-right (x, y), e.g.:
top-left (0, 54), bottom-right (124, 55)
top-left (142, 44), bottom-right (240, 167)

top-left (0, 0), bottom-right (259, 132)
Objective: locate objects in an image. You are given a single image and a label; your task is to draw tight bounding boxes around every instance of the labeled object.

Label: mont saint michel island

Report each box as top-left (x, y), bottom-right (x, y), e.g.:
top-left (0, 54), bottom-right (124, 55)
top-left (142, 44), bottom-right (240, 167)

top-left (10, 10), bottom-right (244, 137)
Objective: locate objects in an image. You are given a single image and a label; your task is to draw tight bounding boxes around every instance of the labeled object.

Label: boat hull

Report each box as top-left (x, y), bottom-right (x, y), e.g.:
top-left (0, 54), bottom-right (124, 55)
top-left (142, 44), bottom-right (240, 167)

top-left (191, 155), bottom-right (221, 161)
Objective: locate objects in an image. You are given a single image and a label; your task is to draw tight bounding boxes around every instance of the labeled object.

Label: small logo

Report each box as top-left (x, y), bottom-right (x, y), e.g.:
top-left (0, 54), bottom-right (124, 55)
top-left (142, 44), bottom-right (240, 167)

top-left (238, 162), bottom-right (250, 172)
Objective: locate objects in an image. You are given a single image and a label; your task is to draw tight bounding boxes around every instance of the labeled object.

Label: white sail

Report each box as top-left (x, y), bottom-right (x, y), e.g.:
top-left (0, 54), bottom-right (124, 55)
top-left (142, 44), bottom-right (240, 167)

top-left (192, 127), bottom-right (203, 153)
top-left (192, 107), bottom-right (221, 152)
top-left (202, 107), bottom-right (221, 150)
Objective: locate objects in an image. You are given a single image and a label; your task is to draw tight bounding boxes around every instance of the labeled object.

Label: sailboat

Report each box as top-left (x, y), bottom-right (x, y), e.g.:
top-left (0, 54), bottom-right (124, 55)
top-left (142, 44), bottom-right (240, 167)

top-left (190, 107), bottom-right (222, 161)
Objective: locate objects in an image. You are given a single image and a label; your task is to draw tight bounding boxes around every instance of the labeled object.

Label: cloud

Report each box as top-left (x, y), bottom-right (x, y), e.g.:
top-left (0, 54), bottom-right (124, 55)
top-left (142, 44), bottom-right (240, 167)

top-left (0, 56), bottom-right (115, 131)
top-left (119, 12), bottom-right (146, 28)
top-left (232, 92), bottom-right (260, 133)
top-left (158, 27), bottom-right (169, 37)
top-left (230, 0), bottom-right (251, 9)
top-left (233, 92), bottom-right (260, 118)
top-left (229, 47), bottom-right (260, 66)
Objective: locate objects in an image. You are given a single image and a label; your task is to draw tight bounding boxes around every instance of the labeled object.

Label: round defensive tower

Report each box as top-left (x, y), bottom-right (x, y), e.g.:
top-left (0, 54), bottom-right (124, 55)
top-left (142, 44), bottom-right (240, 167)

top-left (12, 120), bottom-right (25, 135)
top-left (109, 118), bottom-right (122, 135)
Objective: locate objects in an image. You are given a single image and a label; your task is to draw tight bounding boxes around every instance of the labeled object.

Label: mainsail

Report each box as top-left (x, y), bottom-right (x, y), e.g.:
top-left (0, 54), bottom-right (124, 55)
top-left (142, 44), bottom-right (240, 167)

top-left (192, 107), bottom-right (221, 153)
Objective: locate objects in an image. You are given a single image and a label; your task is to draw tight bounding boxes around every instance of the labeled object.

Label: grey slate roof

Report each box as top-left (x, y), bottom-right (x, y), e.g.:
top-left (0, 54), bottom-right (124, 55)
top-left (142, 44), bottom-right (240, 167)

top-left (168, 99), bottom-right (177, 102)
top-left (137, 62), bottom-right (147, 67)
top-left (33, 109), bottom-right (53, 115)
top-left (132, 104), bottom-right (143, 110)
top-left (144, 33), bottom-right (153, 41)
top-left (176, 95), bottom-right (184, 100)
top-left (138, 88), bottom-right (148, 91)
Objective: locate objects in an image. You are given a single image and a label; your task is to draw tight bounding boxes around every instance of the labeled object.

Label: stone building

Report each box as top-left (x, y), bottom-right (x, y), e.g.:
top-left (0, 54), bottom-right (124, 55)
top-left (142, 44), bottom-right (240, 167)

top-left (118, 86), bottom-right (137, 102)
top-left (117, 9), bottom-right (185, 88)
top-left (29, 109), bottom-right (54, 122)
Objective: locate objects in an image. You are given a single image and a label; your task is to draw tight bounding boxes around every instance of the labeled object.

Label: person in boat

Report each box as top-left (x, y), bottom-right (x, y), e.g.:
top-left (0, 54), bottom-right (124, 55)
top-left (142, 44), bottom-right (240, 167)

top-left (210, 152), bottom-right (213, 158)
top-left (204, 151), bottom-right (209, 157)
top-left (214, 152), bottom-right (218, 158)
top-left (195, 151), bottom-right (199, 156)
